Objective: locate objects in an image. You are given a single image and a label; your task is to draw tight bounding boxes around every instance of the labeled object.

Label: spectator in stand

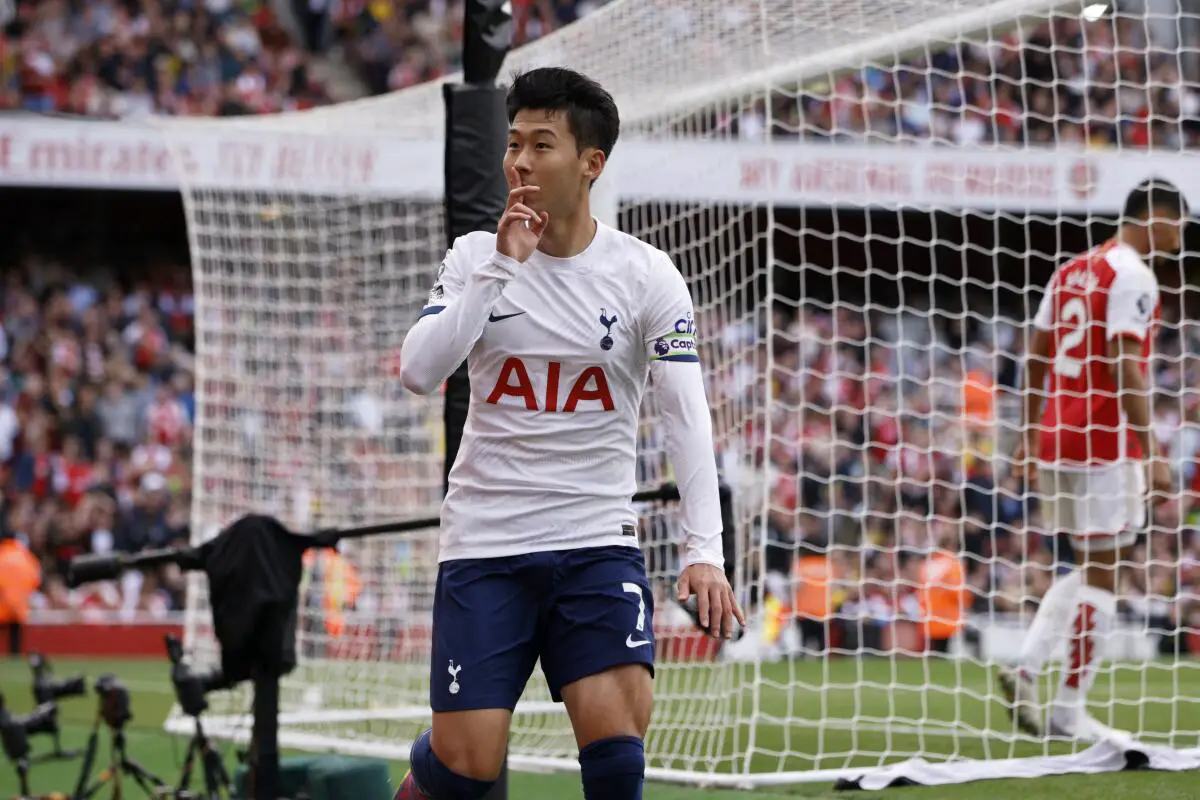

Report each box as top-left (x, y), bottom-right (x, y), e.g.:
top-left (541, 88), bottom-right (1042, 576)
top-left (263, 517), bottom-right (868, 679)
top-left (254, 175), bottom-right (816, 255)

top-left (916, 526), bottom-right (969, 655)
top-left (0, 527), bottom-right (41, 656)
top-left (792, 536), bottom-right (839, 656)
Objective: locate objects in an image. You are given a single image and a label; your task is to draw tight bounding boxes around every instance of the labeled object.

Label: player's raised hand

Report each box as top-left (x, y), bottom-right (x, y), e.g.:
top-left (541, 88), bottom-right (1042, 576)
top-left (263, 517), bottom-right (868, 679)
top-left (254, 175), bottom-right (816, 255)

top-left (678, 563), bottom-right (745, 640)
top-left (496, 166), bottom-right (549, 263)
top-left (1148, 458), bottom-right (1173, 505)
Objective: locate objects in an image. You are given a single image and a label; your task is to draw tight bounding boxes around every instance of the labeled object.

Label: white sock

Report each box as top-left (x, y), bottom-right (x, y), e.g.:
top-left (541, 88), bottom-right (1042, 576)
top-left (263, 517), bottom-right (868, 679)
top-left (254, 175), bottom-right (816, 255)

top-left (1051, 584), bottom-right (1116, 726)
top-left (1019, 569), bottom-right (1082, 673)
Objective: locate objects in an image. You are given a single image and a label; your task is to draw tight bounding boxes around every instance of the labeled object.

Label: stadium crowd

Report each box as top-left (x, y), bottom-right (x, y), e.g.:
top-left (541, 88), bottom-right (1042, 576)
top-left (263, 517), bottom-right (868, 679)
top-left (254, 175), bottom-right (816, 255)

top-left (0, 0), bottom-right (612, 113)
top-left (3, 0), bottom-right (1195, 155)
top-left (0, 0), bottom-right (333, 116)
top-left (0, 2), bottom-right (1196, 660)
top-left (0, 256), bottom-right (195, 624)
top-left (725, 14), bottom-right (1199, 149)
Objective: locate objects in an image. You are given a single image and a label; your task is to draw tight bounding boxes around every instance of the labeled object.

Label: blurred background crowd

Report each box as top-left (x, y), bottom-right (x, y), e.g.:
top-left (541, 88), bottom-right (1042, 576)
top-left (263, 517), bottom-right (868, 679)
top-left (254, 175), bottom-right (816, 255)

top-left (0, 0), bottom-right (614, 114)
top-left (0, 246), bottom-right (195, 624)
top-left (0, 0), bottom-right (1196, 659)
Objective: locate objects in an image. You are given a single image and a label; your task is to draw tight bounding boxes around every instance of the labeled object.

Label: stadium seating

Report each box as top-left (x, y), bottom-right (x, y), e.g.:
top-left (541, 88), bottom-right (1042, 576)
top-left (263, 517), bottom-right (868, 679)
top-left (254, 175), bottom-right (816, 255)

top-left (0, 0), bottom-right (331, 116)
top-left (1, 257), bottom-right (194, 619)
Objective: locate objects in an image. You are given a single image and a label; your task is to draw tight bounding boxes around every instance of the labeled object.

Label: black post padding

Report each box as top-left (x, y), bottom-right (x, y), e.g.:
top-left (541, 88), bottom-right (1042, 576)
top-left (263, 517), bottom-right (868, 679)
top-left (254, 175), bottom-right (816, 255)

top-left (442, 83), bottom-right (510, 494)
top-left (443, 84), bottom-right (510, 246)
top-left (718, 482), bottom-right (737, 588)
top-left (442, 74), bottom-right (512, 800)
top-left (442, 366), bottom-right (470, 495)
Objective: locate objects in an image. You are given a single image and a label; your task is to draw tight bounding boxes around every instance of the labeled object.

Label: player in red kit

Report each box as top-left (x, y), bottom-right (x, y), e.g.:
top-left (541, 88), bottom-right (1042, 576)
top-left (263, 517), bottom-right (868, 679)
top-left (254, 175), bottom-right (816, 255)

top-left (1001, 178), bottom-right (1188, 741)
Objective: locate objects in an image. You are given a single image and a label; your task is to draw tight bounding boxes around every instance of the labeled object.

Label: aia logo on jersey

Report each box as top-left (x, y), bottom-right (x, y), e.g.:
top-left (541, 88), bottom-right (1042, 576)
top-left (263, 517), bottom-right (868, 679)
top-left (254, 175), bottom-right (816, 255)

top-left (599, 308), bottom-right (618, 351)
top-left (487, 357), bottom-right (615, 412)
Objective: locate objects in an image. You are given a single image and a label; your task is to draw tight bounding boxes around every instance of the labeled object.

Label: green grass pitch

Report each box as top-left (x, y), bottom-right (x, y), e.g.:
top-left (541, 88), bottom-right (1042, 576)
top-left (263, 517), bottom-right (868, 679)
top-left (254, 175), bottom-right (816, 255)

top-left (0, 657), bottom-right (1196, 798)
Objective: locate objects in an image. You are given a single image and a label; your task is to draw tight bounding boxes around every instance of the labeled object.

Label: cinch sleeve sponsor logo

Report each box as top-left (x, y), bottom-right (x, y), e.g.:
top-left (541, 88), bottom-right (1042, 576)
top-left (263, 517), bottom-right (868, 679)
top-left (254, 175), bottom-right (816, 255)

top-left (650, 314), bottom-right (699, 362)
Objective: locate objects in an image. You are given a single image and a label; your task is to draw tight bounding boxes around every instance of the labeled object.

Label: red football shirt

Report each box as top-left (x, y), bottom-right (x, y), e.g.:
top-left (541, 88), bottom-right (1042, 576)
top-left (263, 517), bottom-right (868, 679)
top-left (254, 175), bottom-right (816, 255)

top-left (1034, 240), bottom-right (1160, 465)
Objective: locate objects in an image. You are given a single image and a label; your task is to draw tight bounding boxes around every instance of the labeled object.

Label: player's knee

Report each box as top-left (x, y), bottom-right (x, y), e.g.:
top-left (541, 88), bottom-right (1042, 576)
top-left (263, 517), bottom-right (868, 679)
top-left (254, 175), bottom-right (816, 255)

top-left (629, 686), bottom-right (652, 738)
top-left (409, 729), bottom-right (499, 799)
top-left (578, 735), bottom-right (645, 800)
top-left (564, 664), bottom-right (653, 745)
top-left (430, 737), bottom-right (506, 784)
top-left (428, 710), bottom-right (510, 781)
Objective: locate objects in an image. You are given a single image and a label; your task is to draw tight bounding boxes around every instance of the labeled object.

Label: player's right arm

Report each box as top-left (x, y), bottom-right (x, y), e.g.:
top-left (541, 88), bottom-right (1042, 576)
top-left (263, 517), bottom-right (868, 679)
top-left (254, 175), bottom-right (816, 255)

top-left (398, 239), bottom-right (521, 395)
top-left (398, 177), bottom-right (546, 395)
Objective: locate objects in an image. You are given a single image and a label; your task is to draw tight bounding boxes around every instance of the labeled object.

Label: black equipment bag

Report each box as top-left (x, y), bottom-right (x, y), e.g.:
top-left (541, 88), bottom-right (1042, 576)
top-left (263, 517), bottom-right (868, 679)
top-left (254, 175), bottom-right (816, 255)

top-left (201, 514), bottom-right (310, 682)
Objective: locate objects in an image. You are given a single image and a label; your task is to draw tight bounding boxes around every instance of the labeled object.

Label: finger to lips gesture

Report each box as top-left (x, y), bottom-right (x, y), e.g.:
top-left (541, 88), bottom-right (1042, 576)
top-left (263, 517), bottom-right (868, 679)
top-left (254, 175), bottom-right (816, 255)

top-left (497, 167), bottom-right (549, 262)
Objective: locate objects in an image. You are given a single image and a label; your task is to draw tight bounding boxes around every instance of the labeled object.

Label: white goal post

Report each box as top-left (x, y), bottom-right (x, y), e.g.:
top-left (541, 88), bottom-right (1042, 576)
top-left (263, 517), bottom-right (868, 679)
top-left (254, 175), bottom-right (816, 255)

top-left (158, 0), bottom-right (1200, 788)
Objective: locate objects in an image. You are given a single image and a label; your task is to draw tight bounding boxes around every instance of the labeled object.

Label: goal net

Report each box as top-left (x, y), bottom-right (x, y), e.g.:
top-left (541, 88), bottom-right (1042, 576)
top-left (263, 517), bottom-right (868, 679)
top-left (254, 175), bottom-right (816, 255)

top-left (165, 0), bottom-right (1200, 788)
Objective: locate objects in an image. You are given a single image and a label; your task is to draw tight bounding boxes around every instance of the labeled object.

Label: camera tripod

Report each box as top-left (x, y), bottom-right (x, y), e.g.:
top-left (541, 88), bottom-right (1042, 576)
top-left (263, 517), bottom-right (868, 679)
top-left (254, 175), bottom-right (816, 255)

top-left (73, 717), bottom-right (170, 800)
top-left (173, 715), bottom-right (232, 800)
top-left (28, 729), bottom-right (80, 765)
top-left (12, 753), bottom-right (33, 800)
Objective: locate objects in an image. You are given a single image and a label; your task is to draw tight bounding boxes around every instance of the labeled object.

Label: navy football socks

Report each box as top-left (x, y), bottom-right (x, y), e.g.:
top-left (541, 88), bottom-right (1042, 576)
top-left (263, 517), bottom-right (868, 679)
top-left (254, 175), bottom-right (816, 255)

top-left (579, 735), bottom-right (645, 800)
top-left (408, 729), bottom-right (497, 800)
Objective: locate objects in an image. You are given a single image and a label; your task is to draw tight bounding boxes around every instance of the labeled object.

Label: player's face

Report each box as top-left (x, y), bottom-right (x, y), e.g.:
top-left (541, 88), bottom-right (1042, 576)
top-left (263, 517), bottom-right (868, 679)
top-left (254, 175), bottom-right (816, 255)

top-left (505, 108), bottom-right (604, 218)
top-left (1147, 206), bottom-right (1186, 258)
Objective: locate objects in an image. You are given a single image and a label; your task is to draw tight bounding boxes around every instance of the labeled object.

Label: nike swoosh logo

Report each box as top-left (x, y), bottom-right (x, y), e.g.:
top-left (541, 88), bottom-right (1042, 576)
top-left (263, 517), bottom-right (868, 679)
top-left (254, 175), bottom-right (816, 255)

top-left (488, 311), bottom-right (526, 323)
top-left (625, 635), bottom-right (652, 649)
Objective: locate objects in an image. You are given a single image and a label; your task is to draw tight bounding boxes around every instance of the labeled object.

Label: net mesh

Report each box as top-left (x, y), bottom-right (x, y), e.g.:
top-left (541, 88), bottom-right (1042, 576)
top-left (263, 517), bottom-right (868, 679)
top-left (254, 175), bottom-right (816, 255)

top-left (170, 0), bottom-right (1200, 785)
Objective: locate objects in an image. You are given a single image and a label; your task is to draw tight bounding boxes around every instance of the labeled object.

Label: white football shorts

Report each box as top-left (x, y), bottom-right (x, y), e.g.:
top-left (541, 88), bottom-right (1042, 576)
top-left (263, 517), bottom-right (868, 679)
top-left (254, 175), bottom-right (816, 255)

top-left (1037, 461), bottom-right (1146, 553)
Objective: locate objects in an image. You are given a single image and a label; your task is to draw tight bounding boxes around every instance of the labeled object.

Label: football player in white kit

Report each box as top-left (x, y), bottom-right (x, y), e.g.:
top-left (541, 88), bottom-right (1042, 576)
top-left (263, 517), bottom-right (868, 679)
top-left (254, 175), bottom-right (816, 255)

top-left (395, 67), bottom-right (743, 800)
top-left (1002, 178), bottom-right (1187, 741)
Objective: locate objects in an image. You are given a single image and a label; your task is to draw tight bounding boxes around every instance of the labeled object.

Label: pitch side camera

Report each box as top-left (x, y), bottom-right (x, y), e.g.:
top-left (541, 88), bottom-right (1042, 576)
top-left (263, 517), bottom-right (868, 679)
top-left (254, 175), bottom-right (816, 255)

top-left (0, 689), bottom-right (60, 797)
top-left (30, 653), bottom-right (86, 705)
top-left (166, 634), bottom-right (229, 718)
top-left (26, 653), bottom-right (84, 762)
top-left (94, 674), bottom-right (132, 731)
top-left (0, 692), bottom-right (58, 763)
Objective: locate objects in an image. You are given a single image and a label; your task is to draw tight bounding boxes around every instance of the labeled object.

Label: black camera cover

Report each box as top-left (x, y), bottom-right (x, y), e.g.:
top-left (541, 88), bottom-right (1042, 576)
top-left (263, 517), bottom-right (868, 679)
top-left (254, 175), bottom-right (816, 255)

top-left (201, 515), bottom-right (308, 683)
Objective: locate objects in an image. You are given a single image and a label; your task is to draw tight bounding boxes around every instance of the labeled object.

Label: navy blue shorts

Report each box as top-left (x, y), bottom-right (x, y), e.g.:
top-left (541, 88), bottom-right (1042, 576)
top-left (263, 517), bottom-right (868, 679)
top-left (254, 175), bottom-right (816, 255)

top-left (429, 545), bottom-right (655, 713)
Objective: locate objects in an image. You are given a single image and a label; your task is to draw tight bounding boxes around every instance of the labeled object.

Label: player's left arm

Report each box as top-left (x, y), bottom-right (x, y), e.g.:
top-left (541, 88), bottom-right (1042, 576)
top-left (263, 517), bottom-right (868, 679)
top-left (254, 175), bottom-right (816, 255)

top-left (642, 254), bottom-right (745, 639)
top-left (1014, 275), bottom-right (1054, 480)
top-left (1106, 261), bottom-right (1169, 499)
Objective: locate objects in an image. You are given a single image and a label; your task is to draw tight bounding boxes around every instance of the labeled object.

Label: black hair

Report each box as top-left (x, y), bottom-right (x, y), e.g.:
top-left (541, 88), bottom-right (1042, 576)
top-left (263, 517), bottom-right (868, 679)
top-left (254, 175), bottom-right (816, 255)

top-left (1122, 177), bottom-right (1189, 223)
top-left (506, 67), bottom-right (620, 159)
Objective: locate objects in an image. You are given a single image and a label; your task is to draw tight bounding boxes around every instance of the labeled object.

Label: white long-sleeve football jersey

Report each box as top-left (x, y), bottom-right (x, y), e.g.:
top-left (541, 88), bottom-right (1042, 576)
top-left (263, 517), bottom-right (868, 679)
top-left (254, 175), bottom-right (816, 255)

top-left (399, 221), bottom-right (724, 567)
